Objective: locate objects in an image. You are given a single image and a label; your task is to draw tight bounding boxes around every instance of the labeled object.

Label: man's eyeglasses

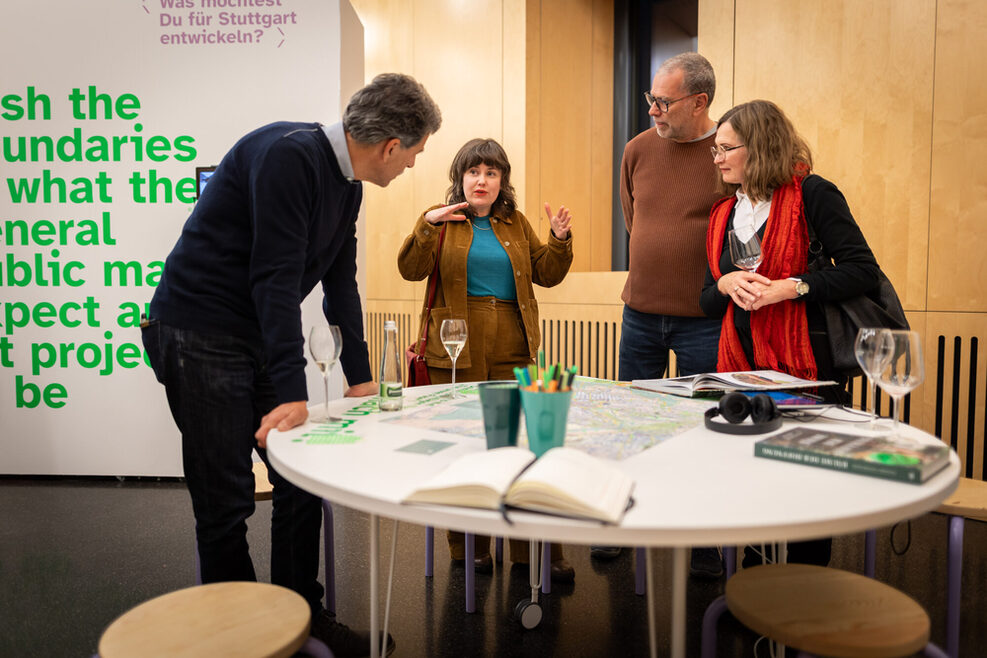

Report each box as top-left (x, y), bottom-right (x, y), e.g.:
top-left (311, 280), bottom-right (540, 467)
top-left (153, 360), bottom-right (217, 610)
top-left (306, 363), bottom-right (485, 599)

top-left (644, 91), bottom-right (701, 112)
top-left (710, 144), bottom-right (745, 159)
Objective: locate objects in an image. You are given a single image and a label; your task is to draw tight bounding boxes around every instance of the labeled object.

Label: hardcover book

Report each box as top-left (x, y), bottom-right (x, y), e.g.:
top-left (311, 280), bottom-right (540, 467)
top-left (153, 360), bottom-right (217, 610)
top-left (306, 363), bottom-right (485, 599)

top-left (754, 427), bottom-right (949, 484)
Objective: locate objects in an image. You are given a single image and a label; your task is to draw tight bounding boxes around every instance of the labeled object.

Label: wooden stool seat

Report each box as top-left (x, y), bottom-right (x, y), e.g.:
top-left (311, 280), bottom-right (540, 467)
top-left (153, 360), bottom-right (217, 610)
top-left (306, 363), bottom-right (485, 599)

top-left (98, 581), bottom-right (310, 658)
top-left (726, 564), bottom-right (930, 657)
top-left (936, 476), bottom-right (987, 521)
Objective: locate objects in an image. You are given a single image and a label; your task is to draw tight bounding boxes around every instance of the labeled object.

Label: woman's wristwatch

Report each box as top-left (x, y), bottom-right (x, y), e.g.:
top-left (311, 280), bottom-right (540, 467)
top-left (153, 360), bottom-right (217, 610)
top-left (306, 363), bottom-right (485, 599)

top-left (788, 277), bottom-right (810, 297)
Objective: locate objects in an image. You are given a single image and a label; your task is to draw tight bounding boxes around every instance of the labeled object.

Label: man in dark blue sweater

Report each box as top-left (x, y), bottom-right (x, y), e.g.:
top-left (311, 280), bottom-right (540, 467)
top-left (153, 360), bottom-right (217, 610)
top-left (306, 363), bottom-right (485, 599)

top-left (142, 73), bottom-right (440, 657)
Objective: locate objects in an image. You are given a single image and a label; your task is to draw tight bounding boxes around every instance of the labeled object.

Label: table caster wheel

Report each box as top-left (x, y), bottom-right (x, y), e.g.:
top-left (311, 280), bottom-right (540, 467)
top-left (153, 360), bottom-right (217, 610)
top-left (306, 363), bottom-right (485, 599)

top-left (515, 599), bottom-right (542, 629)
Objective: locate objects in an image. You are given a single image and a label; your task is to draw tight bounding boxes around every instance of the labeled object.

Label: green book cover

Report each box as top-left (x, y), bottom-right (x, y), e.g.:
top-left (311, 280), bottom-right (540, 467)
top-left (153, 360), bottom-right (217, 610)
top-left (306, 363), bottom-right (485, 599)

top-left (754, 427), bottom-right (949, 484)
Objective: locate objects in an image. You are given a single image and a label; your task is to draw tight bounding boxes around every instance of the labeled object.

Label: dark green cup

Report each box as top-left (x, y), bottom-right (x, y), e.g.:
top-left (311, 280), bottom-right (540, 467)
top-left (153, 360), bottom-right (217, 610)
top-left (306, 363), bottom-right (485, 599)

top-left (477, 382), bottom-right (521, 449)
top-left (519, 389), bottom-right (572, 457)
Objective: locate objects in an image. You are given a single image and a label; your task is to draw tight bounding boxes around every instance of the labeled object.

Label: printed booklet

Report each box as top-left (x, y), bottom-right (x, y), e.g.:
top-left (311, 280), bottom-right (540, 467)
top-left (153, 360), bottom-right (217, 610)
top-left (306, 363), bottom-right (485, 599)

top-left (754, 427), bottom-right (950, 484)
top-left (402, 446), bottom-right (635, 524)
top-left (632, 369), bottom-right (835, 397)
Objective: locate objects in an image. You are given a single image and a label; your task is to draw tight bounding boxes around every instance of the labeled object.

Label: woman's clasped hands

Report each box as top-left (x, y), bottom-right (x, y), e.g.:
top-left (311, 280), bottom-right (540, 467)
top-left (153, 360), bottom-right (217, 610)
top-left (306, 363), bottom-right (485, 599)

top-left (718, 271), bottom-right (770, 311)
top-left (719, 272), bottom-right (805, 311)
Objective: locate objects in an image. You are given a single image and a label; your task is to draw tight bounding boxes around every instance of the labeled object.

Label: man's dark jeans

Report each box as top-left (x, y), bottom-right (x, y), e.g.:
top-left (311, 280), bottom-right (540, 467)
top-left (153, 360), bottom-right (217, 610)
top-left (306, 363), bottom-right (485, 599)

top-left (142, 322), bottom-right (324, 612)
top-left (618, 305), bottom-right (721, 380)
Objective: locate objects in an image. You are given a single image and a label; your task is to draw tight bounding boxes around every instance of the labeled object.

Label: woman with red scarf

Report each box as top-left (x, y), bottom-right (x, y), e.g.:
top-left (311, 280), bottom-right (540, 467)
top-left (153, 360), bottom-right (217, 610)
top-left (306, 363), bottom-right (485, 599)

top-left (699, 100), bottom-right (881, 404)
top-left (699, 100), bottom-right (882, 567)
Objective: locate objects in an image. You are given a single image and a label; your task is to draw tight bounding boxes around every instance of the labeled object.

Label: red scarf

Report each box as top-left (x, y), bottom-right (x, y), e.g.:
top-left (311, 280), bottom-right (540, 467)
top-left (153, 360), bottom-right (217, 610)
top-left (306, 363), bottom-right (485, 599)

top-left (705, 177), bottom-right (817, 380)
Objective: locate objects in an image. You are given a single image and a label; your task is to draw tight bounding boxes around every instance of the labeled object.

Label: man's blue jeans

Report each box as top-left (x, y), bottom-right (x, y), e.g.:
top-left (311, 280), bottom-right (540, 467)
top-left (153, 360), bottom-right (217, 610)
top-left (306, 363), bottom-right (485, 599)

top-left (618, 305), bottom-right (721, 381)
top-left (142, 322), bottom-right (324, 613)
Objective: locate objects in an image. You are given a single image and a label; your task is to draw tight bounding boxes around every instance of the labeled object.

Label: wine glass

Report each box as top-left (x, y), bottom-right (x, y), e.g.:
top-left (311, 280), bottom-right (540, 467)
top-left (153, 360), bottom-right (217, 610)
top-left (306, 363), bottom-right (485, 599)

top-left (854, 328), bottom-right (894, 429)
top-left (440, 319), bottom-right (468, 399)
top-left (729, 229), bottom-right (763, 273)
top-left (308, 324), bottom-right (343, 423)
top-left (875, 330), bottom-right (924, 437)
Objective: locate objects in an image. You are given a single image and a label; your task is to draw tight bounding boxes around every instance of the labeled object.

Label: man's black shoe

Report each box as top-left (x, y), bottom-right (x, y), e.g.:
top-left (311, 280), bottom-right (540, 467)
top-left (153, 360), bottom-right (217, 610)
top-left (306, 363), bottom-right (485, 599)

top-left (310, 609), bottom-right (395, 658)
top-left (590, 546), bottom-right (623, 560)
top-left (689, 547), bottom-right (724, 579)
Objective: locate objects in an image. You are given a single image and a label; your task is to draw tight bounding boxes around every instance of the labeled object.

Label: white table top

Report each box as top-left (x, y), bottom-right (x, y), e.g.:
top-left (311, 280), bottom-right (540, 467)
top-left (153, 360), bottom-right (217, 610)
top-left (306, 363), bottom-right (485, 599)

top-left (268, 382), bottom-right (960, 548)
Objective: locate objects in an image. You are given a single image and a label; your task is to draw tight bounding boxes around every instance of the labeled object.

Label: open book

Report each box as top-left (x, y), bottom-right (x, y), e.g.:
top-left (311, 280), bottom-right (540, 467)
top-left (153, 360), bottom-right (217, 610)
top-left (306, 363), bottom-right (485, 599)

top-left (632, 369), bottom-right (835, 398)
top-left (402, 446), bottom-right (635, 524)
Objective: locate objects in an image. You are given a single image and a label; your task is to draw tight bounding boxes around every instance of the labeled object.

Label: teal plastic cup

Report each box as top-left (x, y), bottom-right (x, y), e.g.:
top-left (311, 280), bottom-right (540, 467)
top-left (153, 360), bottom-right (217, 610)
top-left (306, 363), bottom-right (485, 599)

top-left (519, 389), bottom-right (573, 457)
top-left (477, 382), bottom-right (521, 449)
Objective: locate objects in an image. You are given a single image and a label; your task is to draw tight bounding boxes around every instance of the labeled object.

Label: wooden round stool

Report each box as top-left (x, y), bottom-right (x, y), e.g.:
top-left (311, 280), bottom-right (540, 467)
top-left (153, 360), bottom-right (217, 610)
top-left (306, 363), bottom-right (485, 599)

top-left (99, 581), bottom-right (311, 658)
top-left (725, 563), bottom-right (931, 657)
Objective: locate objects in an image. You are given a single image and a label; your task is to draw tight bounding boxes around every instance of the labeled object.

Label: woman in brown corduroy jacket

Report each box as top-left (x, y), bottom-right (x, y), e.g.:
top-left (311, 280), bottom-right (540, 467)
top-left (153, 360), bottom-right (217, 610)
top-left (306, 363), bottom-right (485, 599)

top-left (397, 137), bottom-right (575, 581)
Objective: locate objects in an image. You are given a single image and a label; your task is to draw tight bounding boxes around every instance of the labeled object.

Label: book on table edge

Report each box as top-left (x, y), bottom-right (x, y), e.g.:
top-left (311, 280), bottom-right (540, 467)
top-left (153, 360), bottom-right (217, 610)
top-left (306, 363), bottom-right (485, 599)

top-left (754, 427), bottom-right (949, 484)
top-left (631, 369), bottom-right (836, 398)
top-left (401, 446), bottom-right (635, 524)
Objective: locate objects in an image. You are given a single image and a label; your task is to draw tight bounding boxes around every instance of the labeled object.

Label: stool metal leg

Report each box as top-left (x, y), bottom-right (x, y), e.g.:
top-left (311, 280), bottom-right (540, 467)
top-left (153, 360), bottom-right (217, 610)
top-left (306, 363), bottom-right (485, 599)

top-left (947, 515), bottom-right (963, 658)
top-left (700, 595), bottom-right (728, 658)
top-left (321, 500), bottom-right (335, 615)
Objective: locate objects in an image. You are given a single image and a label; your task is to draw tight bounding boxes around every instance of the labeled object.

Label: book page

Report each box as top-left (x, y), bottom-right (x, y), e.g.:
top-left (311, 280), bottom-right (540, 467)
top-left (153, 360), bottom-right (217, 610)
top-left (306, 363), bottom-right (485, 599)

top-left (402, 447), bottom-right (535, 509)
top-left (505, 447), bottom-right (635, 523)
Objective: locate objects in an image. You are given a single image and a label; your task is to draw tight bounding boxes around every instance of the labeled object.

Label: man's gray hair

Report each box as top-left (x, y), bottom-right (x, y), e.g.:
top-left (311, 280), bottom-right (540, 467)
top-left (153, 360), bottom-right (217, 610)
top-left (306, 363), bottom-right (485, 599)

top-left (343, 73), bottom-right (442, 148)
top-left (658, 52), bottom-right (715, 106)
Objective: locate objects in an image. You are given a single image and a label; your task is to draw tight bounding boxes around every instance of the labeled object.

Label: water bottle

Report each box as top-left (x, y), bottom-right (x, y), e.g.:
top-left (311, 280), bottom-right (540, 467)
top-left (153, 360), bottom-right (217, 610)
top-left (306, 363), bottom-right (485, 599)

top-left (379, 320), bottom-right (403, 411)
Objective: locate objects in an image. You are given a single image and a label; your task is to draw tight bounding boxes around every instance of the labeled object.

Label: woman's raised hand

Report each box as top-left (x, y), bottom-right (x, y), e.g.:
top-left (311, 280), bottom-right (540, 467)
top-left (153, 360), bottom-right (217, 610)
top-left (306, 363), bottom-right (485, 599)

top-left (425, 202), bottom-right (469, 225)
top-left (544, 203), bottom-right (572, 239)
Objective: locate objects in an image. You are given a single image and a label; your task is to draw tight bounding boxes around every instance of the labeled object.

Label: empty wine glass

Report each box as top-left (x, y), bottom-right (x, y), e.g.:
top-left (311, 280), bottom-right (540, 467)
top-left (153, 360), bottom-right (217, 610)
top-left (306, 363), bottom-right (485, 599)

top-left (440, 319), bottom-right (468, 399)
top-left (854, 328), bottom-right (894, 429)
top-left (875, 330), bottom-right (924, 438)
top-left (729, 229), bottom-right (763, 273)
top-left (308, 324), bottom-right (342, 423)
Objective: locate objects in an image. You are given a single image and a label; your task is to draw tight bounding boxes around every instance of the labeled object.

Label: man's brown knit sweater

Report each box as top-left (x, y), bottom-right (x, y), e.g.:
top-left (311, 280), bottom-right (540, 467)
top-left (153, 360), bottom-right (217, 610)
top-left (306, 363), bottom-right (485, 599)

top-left (619, 127), bottom-right (721, 317)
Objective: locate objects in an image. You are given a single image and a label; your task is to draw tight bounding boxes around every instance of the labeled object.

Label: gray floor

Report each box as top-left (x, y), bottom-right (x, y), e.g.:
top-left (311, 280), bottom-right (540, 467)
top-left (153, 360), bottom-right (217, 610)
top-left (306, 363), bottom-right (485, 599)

top-left (1, 475), bottom-right (984, 657)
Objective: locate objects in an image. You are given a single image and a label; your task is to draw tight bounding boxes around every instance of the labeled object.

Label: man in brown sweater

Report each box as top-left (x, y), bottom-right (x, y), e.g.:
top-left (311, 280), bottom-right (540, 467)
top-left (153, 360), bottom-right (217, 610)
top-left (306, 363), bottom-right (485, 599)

top-left (595, 53), bottom-right (725, 576)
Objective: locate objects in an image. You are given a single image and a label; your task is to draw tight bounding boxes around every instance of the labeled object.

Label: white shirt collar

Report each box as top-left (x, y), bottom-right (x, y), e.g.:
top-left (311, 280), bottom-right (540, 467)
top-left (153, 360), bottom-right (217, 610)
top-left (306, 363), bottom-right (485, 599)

top-left (732, 190), bottom-right (771, 242)
top-left (322, 122), bottom-right (355, 181)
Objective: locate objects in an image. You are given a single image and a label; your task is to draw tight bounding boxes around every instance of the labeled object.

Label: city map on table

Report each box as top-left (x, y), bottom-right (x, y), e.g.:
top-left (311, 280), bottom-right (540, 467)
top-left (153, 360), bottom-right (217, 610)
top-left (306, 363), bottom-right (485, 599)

top-left (383, 377), bottom-right (710, 460)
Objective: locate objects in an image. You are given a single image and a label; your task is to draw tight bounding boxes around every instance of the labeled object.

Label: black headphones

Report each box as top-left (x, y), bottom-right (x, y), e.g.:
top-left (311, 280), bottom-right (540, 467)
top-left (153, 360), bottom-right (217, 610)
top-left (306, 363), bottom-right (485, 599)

top-left (704, 392), bottom-right (782, 435)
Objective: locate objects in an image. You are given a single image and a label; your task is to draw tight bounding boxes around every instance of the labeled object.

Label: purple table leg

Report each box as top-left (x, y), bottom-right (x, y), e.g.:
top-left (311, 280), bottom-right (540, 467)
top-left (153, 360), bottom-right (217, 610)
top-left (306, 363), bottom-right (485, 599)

top-left (723, 546), bottom-right (736, 580)
top-left (541, 542), bottom-right (551, 594)
top-left (635, 547), bottom-right (646, 595)
top-left (425, 526), bottom-right (434, 578)
top-left (865, 529), bottom-right (876, 578)
top-left (465, 532), bottom-right (475, 613)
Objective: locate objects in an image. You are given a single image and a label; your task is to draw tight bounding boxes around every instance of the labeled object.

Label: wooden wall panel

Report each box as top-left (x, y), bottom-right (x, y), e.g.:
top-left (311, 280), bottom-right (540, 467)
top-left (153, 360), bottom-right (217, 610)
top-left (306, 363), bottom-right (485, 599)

top-left (928, 0), bottom-right (987, 312)
top-left (352, 0), bottom-right (517, 306)
top-left (731, 0), bottom-right (936, 312)
top-left (527, 0), bottom-right (613, 272)
top-left (697, 0), bottom-right (736, 119)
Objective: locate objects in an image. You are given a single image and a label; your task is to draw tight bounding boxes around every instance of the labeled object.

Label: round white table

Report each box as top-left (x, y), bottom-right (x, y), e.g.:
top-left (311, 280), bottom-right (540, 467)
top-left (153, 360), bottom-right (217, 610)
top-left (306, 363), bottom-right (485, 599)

top-left (268, 382), bottom-right (959, 658)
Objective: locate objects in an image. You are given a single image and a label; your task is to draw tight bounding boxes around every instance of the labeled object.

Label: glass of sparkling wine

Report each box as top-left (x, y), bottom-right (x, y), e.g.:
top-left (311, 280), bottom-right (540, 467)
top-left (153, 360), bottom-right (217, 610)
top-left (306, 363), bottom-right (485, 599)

top-left (728, 229), bottom-right (763, 273)
top-left (854, 328), bottom-right (894, 429)
top-left (440, 319), bottom-right (468, 399)
top-left (308, 324), bottom-right (342, 422)
top-left (875, 330), bottom-right (924, 438)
